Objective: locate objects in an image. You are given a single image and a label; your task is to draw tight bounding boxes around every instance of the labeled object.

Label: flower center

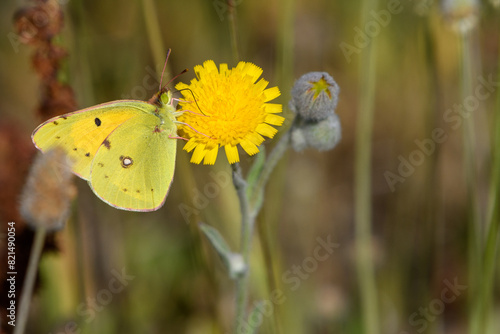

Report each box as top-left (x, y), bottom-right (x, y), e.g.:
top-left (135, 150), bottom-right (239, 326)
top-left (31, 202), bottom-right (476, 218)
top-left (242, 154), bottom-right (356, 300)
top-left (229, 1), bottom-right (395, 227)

top-left (308, 77), bottom-right (332, 99)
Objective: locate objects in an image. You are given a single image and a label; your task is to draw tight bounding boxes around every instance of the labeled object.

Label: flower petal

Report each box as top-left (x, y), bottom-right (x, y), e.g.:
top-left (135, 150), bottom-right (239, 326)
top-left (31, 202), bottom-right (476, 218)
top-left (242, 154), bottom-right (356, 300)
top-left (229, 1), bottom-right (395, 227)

top-left (203, 146), bottom-right (219, 165)
top-left (238, 62), bottom-right (263, 82)
top-left (175, 82), bottom-right (189, 91)
top-left (256, 123), bottom-right (278, 138)
top-left (240, 139), bottom-right (260, 156)
top-left (245, 132), bottom-right (265, 146)
top-left (263, 87), bottom-right (280, 101)
top-left (183, 138), bottom-right (198, 152)
top-left (224, 145), bottom-right (240, 164)
top-left (265, 114), bottom-right (285, 126)
top-left (264, 103), bottom-right (282, 114)
top-left (254, 78), bottom-right (269, 92)
top-left (191, 143), bottom-right (207, 164)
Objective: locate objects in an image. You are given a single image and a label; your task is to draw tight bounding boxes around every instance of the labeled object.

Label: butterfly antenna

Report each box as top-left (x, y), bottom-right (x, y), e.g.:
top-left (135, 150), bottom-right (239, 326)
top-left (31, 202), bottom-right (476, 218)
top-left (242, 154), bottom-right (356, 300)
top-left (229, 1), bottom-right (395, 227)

top-left (161, 68), bottom-right (188, 92)
top-left (175, 87), bottom-right (207, 115)
top-left (159, 48), bottom-right (172, 91)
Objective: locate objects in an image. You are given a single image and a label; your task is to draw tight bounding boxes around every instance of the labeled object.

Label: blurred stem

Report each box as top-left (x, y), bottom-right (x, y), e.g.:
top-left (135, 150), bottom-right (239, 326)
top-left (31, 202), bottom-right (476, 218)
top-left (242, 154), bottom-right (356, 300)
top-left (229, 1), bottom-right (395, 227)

top-left (472, 28), bottom-right (500, 334)
top-left (354, 1), bottom-right (380, 334)
top-left (14, 227), bottom-right (47, 334)
top-left (227, 0), bottom-right (240, 63)
top-left (276, 0), bottom-right (295, 98)
top-left (458, 31), bottom-right (484, 334)
top-left (256, 0), bottom-right (295, 332)
top-left (232, 163), bottom-right (254, 334)
top-left (141, 0), bottom-right (168, 73)
top-left (249, 130), bottom-right (291, 214)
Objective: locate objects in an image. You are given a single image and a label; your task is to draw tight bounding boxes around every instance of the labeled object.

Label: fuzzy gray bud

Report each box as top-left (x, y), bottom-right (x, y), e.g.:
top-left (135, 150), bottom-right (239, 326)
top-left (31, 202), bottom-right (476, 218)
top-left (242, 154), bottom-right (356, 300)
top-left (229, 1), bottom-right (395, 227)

top-left (291, 114), bottom-right (341, 152)
top-left (289, 71), bottom-right (341, 152)
top-left (289, 72), bottom-right (340, 121)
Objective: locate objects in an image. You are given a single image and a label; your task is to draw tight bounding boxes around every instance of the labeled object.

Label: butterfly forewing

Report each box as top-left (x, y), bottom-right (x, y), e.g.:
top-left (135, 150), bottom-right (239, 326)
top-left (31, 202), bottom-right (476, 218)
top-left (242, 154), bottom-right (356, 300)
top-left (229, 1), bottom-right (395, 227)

top-left (32, 101), bottom-right (156, 179)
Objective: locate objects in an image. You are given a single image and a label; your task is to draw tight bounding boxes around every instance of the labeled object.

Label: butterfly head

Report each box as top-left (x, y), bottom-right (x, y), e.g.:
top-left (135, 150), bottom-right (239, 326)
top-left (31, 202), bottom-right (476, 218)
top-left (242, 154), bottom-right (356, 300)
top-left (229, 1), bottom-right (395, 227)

top-left (148, 87), bottom-right (172, 107)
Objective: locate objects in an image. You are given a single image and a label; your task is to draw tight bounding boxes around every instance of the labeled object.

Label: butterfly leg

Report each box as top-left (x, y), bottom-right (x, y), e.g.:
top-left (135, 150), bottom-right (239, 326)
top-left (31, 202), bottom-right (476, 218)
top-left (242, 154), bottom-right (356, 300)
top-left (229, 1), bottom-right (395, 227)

top-left (174, 121), bottom-right (214, 139)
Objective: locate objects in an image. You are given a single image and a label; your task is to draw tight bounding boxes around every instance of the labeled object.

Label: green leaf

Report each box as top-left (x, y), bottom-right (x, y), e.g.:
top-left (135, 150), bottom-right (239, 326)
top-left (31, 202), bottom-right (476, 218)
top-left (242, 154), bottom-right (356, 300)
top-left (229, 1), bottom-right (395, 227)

top-left (199, 222), bottom-right (246, 279)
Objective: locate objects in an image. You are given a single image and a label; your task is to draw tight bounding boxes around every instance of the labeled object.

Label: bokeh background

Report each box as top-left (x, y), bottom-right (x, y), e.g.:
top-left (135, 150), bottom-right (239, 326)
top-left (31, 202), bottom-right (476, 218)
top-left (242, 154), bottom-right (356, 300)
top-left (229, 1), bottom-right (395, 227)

top-left (1, 0), bottom-right (499, 333)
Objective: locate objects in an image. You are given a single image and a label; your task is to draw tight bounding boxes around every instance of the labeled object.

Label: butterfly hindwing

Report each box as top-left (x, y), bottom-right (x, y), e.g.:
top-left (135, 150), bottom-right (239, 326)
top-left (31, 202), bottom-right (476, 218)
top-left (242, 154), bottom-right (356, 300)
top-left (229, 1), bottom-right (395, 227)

top-left (89, 115), bottom-right (177, 212)
top-left (32, 101), bottom-right (155, 179)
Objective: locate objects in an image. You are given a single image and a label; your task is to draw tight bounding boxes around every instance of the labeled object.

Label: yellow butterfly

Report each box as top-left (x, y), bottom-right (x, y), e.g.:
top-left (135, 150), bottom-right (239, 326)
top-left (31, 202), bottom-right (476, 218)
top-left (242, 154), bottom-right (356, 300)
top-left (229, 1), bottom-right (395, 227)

top-left (32, 83), bottom-right (181, 212)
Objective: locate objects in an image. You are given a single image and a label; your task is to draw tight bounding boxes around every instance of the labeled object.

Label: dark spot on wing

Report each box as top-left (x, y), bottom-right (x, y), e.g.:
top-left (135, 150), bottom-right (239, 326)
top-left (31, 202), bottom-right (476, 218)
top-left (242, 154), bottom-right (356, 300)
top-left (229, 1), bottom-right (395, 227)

top-left (123, 188), bottom-right (128, 192)
top-left (55, 136), bottom-right (60, 139)
top-left (98, 162), bottom-right (104, 167)
top-left (120, 156), bottom-right (133, 168)
top-left (85, 152), bottom-right (90, 157)
top-left (73, 148), bottom-right (77, 151)
top-left (62, 116), bottom-right (67, 120)
top-left (53, 121), bottom-right (58, 125)
top-left (103, 139), bottom-right (111, 149)
top-left (95, 117), bottom-right (101, 126)
top-left (104, 175), bottom-right (109, 178)
top-left (136, 190), bottom-right (140, 193)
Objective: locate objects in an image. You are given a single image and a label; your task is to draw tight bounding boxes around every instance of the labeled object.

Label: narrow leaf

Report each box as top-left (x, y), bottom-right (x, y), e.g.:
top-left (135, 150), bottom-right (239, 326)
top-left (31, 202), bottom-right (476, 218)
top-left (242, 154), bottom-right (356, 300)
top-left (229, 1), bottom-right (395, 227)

top-left (199, 222), bottom-right (246, 279)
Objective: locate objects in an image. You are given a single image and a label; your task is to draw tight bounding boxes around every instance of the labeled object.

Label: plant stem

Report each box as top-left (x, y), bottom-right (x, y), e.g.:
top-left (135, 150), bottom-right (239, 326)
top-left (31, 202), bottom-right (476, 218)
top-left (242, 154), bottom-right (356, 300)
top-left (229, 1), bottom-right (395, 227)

top-left (232, 163), bottom-right (254, 333)
top-left (249, 131), bottom-right (291, 214)
top-left (471, 27), bottom-right (500, 334)
top-left (354, 1), bottom-right (380, 333)
top-left (141, 0), bottom-right (168, 73)
top-left (227, 0), bottom-right (240, 63)
top-left (14, 227), bottom-right (47, 334)
top-left (457, 30), bottom-right (485, 334)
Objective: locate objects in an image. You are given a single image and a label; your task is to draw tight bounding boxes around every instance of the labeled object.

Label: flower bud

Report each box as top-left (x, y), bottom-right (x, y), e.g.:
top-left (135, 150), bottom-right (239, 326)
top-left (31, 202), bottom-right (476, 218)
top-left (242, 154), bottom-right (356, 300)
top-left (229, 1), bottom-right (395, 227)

top-left (291, 113), bottom-right (342, 152)
top-left (289, 72), bottom-right (340, 121)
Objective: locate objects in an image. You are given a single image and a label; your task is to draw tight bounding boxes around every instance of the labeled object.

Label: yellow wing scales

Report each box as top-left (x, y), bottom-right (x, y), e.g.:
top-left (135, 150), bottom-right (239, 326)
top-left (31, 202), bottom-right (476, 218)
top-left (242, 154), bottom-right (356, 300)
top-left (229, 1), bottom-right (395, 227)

top-left (89, 115), bottom-right (177, 212)
top-left (32, 90), bottom-right (178, 212)
top-left (32, 101), bottom-right (154, 179)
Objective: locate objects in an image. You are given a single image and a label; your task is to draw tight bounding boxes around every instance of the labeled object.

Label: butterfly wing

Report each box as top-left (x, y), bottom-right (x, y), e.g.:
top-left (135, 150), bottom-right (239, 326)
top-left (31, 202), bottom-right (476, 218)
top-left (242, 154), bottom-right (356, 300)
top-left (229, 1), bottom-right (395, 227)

top-left (32, 101), bottom-right (153, 179)
top-left (89, 114), bottom-right (177, 212)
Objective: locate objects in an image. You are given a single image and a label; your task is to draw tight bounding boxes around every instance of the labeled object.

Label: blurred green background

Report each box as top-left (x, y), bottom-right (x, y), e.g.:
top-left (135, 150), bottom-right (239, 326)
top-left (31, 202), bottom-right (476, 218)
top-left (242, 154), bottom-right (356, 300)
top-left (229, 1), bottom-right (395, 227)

top-left (1, 0), bottom-right (499, 333)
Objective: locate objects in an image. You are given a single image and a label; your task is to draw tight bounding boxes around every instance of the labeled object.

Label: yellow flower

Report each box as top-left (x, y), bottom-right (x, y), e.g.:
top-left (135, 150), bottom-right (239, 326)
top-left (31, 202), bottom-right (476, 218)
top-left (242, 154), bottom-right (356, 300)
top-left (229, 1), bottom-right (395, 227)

top-left (175, 60), bottom-right (284, 165)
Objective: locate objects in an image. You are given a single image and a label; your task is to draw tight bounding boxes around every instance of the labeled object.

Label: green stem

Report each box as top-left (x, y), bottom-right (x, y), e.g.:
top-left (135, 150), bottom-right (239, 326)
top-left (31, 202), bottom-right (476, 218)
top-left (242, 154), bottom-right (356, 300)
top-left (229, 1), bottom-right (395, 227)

top-left (14, 227), bottom-right (47, 334)
top-left (141, 0), bottom-right (167, 72)
top-left (227, 0), bottom-right (240, 63)
top-left (458, 31), bottom-right (484, 334)
top-left (249, 131), bottom-right (291, 214)
top-left (471, 28), bottom-right (500, 334)
top-left (232, 163), bottom-right (254, 334)
top-left (354, 1), bottom-right (379, 334)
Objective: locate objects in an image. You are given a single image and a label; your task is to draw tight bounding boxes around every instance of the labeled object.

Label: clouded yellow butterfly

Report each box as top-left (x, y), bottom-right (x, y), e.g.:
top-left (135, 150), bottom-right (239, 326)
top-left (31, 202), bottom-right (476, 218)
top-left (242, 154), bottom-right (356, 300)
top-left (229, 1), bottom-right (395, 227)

top-left (32, 55), bottom-right (183, 212)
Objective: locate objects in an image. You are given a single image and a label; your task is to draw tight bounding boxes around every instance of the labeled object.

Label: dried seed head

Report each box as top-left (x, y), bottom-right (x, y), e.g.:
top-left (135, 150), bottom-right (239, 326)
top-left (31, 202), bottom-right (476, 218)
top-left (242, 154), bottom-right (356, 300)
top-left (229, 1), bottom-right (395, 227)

top-left (289, 72), bottom-right (340, 122)
top-left (13, 0), bottom-right (64, 45)
top-left (20, 148), bottom-right (76, 231)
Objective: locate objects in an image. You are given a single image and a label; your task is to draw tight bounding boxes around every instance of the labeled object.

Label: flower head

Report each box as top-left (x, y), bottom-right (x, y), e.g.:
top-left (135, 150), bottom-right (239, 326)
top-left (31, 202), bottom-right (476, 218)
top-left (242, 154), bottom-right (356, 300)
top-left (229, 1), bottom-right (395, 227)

top-left (289, 72), bottom-right (339, 121)
top-left (175, 60), bottom-right (283, 165)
